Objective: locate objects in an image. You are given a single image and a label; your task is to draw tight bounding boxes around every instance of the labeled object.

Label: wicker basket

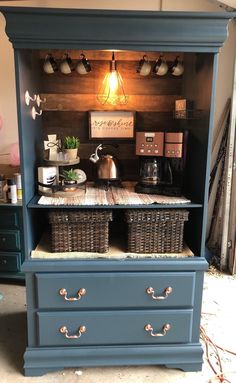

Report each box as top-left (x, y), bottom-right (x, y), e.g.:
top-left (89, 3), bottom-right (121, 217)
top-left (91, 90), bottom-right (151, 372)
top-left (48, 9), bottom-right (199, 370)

top-left (49, 210), bottom-right (113, 253)
top-left (125, 209), bottom-right (189, 253)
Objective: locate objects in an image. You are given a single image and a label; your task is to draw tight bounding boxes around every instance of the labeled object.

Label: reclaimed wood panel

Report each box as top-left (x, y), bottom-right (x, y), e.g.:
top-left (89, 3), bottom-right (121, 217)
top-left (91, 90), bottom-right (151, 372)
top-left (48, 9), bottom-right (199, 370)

top-left (42, 111), bottom-right (180, 140)
top-left (41, 73), bottom-right (182, 95)
top-left (41, 94), bottom-right (179, 112)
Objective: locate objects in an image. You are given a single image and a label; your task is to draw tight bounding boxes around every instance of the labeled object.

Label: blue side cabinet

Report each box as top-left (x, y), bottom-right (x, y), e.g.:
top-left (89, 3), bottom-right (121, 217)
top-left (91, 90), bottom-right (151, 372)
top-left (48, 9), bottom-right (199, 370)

top-left (0, 6), bottom-right (234, 377)
top-left (0, 204), bottom-right (24, 280)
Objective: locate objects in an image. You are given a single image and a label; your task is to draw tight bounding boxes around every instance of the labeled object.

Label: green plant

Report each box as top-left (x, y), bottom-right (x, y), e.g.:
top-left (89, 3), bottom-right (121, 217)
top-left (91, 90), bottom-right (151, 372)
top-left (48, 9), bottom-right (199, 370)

top-left (60, 168), bottom-right (79, 182)
top-left (63, 136), bottom-right (80, 149)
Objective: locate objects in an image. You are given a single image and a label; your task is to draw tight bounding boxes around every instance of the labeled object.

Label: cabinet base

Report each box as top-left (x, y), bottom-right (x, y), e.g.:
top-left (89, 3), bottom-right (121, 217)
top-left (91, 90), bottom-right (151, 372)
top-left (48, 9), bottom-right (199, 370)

top-left (24, 343), bottom-right (203, 376)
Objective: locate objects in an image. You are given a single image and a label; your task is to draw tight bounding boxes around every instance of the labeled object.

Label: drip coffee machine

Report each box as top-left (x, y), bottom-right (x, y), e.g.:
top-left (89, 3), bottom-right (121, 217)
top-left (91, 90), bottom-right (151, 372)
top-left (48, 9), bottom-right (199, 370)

top-left (135, 131), bottom-right (185, 196)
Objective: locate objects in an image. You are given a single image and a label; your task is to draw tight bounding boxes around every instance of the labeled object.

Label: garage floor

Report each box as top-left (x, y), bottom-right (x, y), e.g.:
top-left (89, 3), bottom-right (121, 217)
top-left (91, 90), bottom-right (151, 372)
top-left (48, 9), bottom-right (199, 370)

top-left (0, 270), bottom-right (235, 383)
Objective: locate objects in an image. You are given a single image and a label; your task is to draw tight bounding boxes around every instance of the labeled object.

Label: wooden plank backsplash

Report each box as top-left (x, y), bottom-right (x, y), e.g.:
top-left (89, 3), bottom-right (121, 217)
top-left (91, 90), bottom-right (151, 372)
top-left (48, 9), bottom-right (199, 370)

top-left (40, 50), bottom-right (183, 180)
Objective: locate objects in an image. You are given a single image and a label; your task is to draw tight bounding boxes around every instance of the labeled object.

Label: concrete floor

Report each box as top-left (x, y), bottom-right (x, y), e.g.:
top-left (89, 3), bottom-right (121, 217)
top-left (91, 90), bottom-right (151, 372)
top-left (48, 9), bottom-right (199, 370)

top-left (0, 270), bottom-right (235, 383)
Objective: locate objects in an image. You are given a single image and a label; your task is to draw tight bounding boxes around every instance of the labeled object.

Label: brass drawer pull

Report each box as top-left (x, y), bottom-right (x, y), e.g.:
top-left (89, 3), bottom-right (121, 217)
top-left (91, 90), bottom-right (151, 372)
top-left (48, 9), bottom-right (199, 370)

top-left (146, 286), bottom-right (173, 300)
top-left (59, 325), bottom-right (86, 339)
top-left (145, 323), bottom-right (171, 337)
top-left (59, 288), bottom-right (86, 301)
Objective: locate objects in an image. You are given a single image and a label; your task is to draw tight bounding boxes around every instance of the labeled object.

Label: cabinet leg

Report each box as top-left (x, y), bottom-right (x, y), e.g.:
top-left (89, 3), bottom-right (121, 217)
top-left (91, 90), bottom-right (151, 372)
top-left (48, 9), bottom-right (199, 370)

top-left (165, 363), bottom-right (203, 372)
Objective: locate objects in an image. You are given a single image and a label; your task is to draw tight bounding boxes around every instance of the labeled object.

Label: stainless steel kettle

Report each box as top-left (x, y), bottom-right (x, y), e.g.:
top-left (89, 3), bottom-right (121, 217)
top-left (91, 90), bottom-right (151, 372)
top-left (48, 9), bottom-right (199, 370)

top-left (89, 144), bottom-right (120, 180)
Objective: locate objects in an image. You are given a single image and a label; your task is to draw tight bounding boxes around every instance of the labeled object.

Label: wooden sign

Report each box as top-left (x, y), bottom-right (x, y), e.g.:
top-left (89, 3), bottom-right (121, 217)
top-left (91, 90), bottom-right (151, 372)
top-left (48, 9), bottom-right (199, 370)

top-left (89, 111), bottom-right (135, 139)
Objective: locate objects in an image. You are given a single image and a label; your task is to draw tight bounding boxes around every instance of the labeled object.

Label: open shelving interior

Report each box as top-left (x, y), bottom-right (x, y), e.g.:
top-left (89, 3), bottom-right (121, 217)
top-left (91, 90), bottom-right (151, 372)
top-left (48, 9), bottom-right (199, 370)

top-left (17, 48), bottom-right (214, 261)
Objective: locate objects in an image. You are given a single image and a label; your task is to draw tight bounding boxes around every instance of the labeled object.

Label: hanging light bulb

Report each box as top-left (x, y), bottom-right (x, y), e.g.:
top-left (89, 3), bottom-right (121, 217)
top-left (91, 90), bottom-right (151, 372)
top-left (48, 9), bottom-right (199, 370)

top-left (97, 52), bottom-right (128, 105)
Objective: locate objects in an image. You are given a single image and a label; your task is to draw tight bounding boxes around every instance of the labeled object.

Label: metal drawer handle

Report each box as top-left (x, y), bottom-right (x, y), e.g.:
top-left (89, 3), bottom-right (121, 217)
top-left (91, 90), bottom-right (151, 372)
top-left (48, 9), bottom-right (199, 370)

top-left (59, 325), bottom-right (86, 339)
top-left (145, 323), bottom-right (171, 337)
top-left (146, 286), bottom-right (173, 300)
top-left (59, 288), bottom-right (86, 301)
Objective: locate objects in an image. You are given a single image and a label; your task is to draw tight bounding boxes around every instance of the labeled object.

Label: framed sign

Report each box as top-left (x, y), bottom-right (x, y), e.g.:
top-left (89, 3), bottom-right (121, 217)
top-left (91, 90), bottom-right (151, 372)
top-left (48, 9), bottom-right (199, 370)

top-left (89, 111), bottom-right (135, 139)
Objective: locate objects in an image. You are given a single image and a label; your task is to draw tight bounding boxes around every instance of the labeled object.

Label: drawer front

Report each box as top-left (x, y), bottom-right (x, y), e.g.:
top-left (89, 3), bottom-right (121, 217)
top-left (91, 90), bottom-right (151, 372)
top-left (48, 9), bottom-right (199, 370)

top-left (36, 272), bottom-right (195, 309)
top-left (0, 252), bottom-right (21, 272)
top-left (0, 210), bottom-right (19, 228)
top-left (0, 230), bottom-right (20, 251)
top-left (37, 309), bottom-right (193, 346)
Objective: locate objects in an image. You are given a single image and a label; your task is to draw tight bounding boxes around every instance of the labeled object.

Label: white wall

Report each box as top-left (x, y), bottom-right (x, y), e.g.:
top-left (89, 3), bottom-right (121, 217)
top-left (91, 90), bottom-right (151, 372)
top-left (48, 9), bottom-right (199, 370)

top-left (0, 0), bottom-right (234, 164)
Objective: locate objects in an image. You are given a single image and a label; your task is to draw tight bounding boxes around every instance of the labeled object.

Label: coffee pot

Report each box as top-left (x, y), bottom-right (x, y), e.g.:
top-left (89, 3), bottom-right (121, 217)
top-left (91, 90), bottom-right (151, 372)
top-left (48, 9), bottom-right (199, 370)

top-left (89, 144), bottom-right (120, 182)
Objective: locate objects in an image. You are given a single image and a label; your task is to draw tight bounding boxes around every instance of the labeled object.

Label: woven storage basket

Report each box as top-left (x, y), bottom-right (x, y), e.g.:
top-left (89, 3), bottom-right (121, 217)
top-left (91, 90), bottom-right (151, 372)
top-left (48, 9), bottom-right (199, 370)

top-left (49, 210), bottom-right (113, 253)
top-left (125, 209), bottom-right (189, 253)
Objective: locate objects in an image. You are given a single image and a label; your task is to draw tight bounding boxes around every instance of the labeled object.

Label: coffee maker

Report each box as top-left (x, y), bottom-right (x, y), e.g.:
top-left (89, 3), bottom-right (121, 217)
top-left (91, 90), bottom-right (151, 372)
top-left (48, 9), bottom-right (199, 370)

top-left (135, 131), bottom-right (185, 196)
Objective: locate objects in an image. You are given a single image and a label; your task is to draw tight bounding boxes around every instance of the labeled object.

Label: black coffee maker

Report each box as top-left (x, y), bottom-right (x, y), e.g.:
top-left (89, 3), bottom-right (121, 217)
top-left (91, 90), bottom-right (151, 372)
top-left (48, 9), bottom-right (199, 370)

top-left (135, 131), bottom-right (185, 196)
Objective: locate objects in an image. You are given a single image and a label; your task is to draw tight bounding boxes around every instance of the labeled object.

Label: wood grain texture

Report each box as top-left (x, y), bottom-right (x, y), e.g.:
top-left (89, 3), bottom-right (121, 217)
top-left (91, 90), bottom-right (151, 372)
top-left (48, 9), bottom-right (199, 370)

top-left (41, 94), bottom-right (179, 112)
top-left (41, 74), bottom-right (182, 96)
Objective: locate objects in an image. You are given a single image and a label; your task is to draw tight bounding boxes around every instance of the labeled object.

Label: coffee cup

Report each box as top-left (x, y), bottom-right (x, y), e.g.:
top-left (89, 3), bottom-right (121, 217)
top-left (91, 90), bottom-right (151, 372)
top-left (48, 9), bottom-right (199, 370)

top-left (75, 53), bottom-right (91, 75)
top-left (171, 56), bottom-right (184, 76)
top-left (43, 54), bottom-right (58, 74)
top-left (153, 55), bottom-right (168, 76)
top-left (137, 55), bottom-right (152, 76)
top-left (60, 53), bottom-right (73, 74)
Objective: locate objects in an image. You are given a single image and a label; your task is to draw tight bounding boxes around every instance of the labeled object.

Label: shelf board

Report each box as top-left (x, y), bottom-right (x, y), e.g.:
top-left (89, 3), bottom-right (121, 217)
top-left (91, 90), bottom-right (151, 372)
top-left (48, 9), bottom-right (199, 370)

top-left (31, 232), bottom-right (194, 260)
top-left (27, 195), bottom-right (203, 209)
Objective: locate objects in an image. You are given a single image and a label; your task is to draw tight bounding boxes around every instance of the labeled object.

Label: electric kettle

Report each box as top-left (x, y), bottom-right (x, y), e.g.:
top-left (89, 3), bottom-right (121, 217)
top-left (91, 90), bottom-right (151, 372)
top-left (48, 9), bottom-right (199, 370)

top-left (89, 144), bottom-right (120, 181)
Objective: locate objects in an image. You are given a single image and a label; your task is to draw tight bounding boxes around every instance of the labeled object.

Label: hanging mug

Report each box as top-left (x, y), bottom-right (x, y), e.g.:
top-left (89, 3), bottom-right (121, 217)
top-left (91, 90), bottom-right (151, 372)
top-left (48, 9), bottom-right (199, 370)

top-left (76, 53), bottom-right (91, 75)
top-left (43, 53), bottom-right (58, 74)
top-left (137, 55), bottom-right (152, 76)
top-left (153, 55), bottom-right (168, 76)
top-left (60, 53), bottom-right (73, 74)
top-left (171, 56), bottom-right (184, 76)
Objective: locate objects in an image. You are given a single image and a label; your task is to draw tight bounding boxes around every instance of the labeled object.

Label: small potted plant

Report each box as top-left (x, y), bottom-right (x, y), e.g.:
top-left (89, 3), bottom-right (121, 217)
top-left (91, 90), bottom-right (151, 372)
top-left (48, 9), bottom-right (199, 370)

top-left (63, 136), bottom-right (80, 160)
top-left (60, 168), bottom-right (79, 186)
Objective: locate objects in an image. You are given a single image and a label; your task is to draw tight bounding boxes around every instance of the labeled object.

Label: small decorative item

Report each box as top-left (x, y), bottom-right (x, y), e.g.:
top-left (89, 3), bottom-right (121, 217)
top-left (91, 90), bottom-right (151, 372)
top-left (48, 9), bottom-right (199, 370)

top-left (37, 166), bottom-right (57, 194)
top-left (60, 168), bottom-right (79, 185)
top-left (63, 136), bottom-right (80, 160)
top-left (89, 111), bottom-right (135, 139)
top-left (60, 168), bottom-right (87, 192)
top-left (175, 99), bottom-right (194, 119)
top-left (44, 134), bottom-right (61, 161)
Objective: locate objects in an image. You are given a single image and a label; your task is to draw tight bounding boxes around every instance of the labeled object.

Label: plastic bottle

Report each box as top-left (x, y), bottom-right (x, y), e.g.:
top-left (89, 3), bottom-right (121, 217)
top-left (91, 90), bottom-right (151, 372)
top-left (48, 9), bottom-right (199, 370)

top-left (0, 174), bottom-right (6, 201)
top-left (7, 178), bottom-right (17, 204)
top-left (14, 173), bottom-right (22, 200)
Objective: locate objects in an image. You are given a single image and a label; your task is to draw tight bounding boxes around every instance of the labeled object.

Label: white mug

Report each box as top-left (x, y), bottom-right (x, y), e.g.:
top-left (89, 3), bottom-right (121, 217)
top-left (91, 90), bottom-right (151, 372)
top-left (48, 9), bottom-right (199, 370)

top-left (137, 55), bottom-right (152, 76)
top-left (43, 54), bottom-right (58, 74)
top-left (171, 56), bottom-right (184, 76)
top-left (60, 53), bottom-right (73, 74)
top-left (153, 55), bottom-right (168, 76)
top-left (76, 53), bottom-right (91, 75)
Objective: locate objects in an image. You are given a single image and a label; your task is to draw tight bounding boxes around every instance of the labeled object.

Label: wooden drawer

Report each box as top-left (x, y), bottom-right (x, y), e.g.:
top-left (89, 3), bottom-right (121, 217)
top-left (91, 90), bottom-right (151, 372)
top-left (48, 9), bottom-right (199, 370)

top-left (0, 230), bottom-right (21, 251)
top-left (0, 210), bottom-right (19, 228)
top-left (0, 252), bottom-right (21, 272)
top-left (37, 309), bottom-right (193, 346)
top-left (35, 272), bottom-right (195, 309)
